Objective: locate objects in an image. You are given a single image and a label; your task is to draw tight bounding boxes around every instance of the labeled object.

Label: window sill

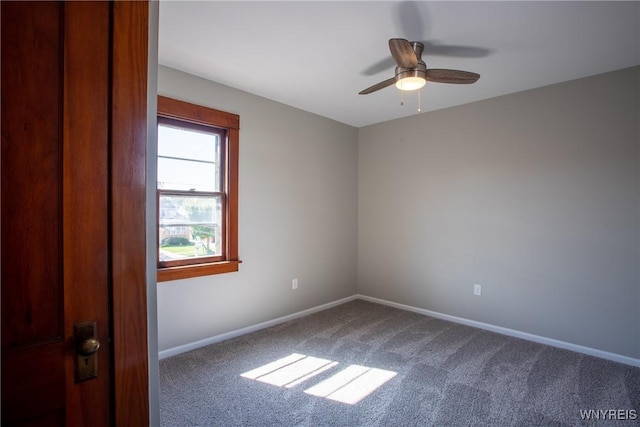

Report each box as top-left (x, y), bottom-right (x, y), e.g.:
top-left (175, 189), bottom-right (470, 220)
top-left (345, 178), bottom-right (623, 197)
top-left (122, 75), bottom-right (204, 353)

top-left (157, 260), bottom-right (241, 282)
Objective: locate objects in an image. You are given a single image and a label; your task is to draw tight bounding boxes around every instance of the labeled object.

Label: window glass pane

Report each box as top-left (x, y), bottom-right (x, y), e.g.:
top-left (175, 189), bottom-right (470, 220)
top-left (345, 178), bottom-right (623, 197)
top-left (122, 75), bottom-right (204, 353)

top-left (159, 194), bottom-right (222, 260)
top-left (157, 124), bottom-right (220, 192)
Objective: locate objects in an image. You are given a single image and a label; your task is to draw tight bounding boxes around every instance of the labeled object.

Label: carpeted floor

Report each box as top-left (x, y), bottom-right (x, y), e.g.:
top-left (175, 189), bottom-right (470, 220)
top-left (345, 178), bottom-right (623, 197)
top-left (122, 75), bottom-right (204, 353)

top-left (160, 299), bottom-right (640, 426)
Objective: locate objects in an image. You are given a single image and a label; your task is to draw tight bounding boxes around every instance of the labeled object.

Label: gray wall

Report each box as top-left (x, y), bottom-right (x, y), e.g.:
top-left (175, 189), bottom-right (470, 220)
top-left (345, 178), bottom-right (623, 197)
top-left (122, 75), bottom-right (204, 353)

top-left (358, 66), bottom-right (640, 359)
top-left (157, 65), bottom-right (639, 361)
top-left (157, 66), bottom-right (358, 352)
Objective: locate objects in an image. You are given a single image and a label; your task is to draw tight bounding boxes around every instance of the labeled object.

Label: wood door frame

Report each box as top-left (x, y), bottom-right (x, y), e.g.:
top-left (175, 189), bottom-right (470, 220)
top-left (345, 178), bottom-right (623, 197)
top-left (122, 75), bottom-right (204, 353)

top-left (1, 1), bottom-right (151, 424)
top-left (111, 1), bottom-right (151, 425)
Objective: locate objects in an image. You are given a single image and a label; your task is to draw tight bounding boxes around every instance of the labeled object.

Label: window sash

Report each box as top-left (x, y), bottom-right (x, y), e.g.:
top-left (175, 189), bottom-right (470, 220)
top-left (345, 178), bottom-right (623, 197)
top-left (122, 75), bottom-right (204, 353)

top-left (157, 116), bottom-right (224, 193)
top-left (157, 190), bottom-right (226, 268)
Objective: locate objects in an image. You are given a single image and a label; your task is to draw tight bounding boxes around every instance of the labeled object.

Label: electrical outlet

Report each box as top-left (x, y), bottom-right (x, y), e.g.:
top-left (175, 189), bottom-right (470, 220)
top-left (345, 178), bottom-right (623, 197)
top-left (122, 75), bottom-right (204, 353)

top-left (292, 279), bottom-right (298, 290)
top-left (474, 284), bottom-right (482, 296)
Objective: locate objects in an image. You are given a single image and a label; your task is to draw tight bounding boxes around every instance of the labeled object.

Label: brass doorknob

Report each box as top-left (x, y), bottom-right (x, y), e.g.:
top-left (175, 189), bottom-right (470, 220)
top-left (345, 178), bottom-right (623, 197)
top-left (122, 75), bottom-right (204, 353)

top-left (78, 337), bottom-right (100, 356)
top-left (74, 321), bottom-right (100, 382)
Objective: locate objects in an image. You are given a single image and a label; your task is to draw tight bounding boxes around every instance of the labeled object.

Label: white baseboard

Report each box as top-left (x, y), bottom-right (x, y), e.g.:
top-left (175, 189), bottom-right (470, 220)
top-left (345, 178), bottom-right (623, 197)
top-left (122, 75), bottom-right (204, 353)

top-left (357, 294), bottom-right (640, 368)
top-left (159, 293), bottom-right (639, 368)
top-left (158, 295), bottom-right (358, 360)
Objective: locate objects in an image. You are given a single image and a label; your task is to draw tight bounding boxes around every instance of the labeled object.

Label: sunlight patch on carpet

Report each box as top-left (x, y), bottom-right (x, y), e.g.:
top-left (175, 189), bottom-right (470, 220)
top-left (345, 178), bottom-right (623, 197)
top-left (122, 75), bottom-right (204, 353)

top-left (241, 353), bottom-right (338, 388)
top-left (304, 364), bottom-right (397, 404)
top-left (241, 353), bottom-right (397, 404)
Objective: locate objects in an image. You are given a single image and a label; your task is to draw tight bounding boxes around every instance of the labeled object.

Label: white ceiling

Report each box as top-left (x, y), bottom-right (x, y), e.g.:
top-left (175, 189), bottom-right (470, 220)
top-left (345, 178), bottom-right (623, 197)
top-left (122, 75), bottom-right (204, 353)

top-left (159, 1), bottom-right (640, 128)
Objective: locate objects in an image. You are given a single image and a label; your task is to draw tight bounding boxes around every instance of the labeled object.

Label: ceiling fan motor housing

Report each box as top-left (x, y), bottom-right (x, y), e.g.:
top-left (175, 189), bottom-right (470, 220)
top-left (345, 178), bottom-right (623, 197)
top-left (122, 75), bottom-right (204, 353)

top-left (395, 41), bottom-right (427, 84)
top-left (395, 65), bottom-right (427, 81)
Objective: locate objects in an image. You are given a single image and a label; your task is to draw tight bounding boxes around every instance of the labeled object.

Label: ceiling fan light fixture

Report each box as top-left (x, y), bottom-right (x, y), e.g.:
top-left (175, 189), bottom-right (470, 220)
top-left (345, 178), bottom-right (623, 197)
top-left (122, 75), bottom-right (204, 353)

top-left (395, 66), bottom-right (427, 91)
top-left (395, 76), bottom-right (426, 91)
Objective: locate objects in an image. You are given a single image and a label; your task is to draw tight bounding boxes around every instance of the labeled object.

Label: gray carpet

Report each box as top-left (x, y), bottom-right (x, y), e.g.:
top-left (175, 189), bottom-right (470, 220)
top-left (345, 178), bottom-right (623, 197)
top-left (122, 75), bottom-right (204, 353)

top-left (160, 300), bottom-right (640, 426)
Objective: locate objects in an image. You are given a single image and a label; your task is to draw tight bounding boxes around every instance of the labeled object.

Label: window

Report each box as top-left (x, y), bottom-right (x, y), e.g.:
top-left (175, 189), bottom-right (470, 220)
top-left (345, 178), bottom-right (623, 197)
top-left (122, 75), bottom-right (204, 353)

top-left (157, 96), bottom-right (240, 281)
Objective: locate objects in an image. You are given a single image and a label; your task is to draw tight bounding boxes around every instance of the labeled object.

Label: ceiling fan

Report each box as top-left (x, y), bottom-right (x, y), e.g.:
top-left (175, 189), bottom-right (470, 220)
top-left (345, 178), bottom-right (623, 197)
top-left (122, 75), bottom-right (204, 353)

top-left (359, 38), bottom-right (480, 95)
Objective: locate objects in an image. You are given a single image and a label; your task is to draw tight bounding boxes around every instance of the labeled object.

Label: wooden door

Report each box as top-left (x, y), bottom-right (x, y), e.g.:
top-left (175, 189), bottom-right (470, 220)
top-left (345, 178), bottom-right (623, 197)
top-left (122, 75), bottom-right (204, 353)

top-left (1, 2), bottom-right (150, 425)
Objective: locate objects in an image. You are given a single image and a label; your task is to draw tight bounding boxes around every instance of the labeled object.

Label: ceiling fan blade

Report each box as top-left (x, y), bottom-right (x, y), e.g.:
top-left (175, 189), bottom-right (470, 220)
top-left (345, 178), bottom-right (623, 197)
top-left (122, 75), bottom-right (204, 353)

top-left (359, 77), bottom-right (396, 95)
top-left (422, 41), bottom-right (492, 58)
top-left (389, 38), bottom-right (418, 69)
top-left (426, 69), bottom-right (480, 84)
top-left (394, 1), bottom-right (426, 44)
top-left (362, 43), bottom-right (491, 76)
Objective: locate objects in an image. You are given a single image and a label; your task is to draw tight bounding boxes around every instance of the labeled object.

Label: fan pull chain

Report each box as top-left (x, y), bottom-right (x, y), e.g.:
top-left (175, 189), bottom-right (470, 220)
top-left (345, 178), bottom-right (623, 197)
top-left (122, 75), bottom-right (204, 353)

top-left (398, 87), bottom-right (423, 113)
